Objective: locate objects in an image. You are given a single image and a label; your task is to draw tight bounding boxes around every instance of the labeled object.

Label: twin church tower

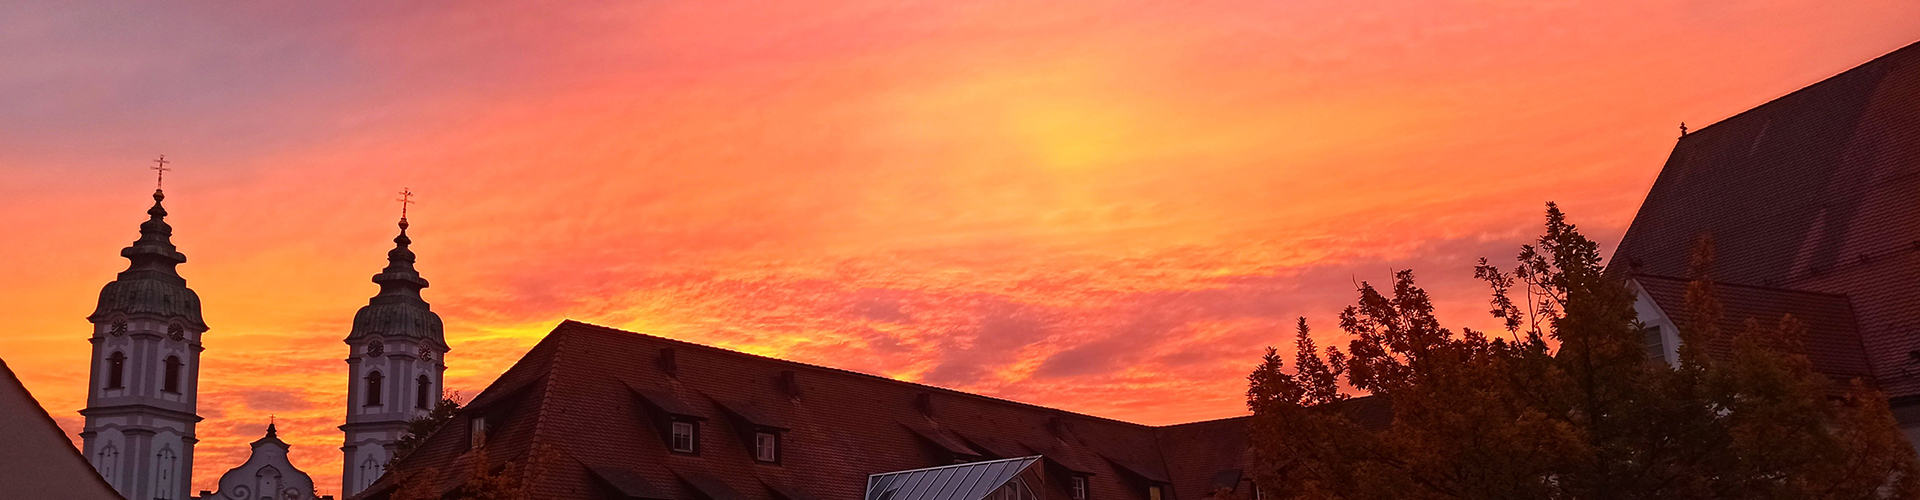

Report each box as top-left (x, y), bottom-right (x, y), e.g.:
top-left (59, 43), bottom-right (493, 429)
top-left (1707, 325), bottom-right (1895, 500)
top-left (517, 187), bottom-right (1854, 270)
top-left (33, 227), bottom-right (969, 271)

top-left (79, 179), bottom-right (447, 499)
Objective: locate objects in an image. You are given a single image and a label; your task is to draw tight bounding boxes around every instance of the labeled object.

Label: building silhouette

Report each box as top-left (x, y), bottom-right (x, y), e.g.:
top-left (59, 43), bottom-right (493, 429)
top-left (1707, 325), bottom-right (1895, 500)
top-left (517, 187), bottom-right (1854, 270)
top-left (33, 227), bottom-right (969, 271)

top-left (81, 188), bottom-right (206, 500)
top-left (1610, 39), bottom-right (1920, 444)
top-left (340, 217), bottom-right (449, 497)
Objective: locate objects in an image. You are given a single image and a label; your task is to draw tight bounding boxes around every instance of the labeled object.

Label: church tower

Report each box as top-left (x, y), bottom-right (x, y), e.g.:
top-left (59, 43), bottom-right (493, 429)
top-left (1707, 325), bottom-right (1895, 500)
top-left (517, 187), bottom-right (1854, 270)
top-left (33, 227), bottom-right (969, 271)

top-left (340, 213), bottom-right (447, 496)
top-left (81, 187), bottom-right (205, 500)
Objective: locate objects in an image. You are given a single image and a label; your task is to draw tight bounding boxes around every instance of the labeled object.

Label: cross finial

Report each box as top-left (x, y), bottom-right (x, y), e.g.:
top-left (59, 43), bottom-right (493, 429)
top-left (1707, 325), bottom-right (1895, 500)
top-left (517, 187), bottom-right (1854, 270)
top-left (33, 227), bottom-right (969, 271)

top-left (151, 155), bottom-right (171, 189)
top-left (396, 188), bottom-right (416, 222)
top-left (1679, 122), bottom-right (1688, 138)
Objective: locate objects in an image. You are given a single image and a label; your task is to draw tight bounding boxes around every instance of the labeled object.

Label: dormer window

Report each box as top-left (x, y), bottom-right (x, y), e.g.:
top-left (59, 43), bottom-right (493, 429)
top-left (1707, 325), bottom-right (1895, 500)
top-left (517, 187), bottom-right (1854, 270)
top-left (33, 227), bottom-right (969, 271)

top-left (471, 416), bottom-right (489, 449)
top-left (1147, 485), bottom-right (1163, 500)
top-left (754, 431), bottom-right (779, 463)
top-left (671, 420), bottom-right (698, 454)
top-left (1070, 476), bottom-right (1089, 500)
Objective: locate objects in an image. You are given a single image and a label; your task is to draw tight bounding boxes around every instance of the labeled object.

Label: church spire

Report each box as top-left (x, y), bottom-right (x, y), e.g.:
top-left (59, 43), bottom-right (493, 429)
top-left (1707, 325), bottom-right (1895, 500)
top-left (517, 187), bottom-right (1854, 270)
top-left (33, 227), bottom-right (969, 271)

top-left (346, 190), bottom-right (443, 345)
top-left (119, 189), bottom-right (188, 282)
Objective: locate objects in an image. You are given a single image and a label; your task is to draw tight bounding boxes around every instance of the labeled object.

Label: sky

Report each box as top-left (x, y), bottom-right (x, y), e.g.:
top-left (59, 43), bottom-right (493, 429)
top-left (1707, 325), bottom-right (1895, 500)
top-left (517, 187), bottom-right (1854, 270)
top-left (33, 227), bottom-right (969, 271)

top-left (3, 0), bottom-right (1918, 496)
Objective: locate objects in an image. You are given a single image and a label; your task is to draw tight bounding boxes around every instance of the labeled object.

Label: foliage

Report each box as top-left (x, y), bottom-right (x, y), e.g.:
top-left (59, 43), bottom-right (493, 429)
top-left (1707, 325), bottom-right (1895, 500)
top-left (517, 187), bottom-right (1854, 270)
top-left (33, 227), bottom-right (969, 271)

top-left (1246, 203), bottom-right (1920, 500)
top-left (393, 392), bottom-right (465, 464)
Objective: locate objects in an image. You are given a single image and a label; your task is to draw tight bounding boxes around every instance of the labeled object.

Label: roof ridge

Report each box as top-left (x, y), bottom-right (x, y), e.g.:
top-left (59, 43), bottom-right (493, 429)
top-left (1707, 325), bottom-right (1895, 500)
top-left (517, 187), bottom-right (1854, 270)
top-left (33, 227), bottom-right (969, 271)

top-left (1630, 273), bottom-right (1852, 298)
top-left (550, 319), bottom-right (1207, 429)
top-left (1683, 39), bottom-right (1920, 139)
top-left (518, 324), bottom-right (573, 489)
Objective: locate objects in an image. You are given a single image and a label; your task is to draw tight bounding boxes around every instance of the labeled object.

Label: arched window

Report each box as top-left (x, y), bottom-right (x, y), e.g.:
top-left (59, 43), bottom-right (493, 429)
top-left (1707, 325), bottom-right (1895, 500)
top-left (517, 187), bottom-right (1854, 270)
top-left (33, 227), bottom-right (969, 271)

top-left (364, 371), bottom-right (384, 407)
top-left (105, 352), bottom-right (126, 389)
top-left (359, 456), bottom-right (383, 491)
top-left (416, 375), bottom-right (432, 409)
top-left (162, 355), bottom-right (182, 393)
top-left (155, 446), bottom-right (178, 500)
top-left (96, 444), bottom-right (119, 486)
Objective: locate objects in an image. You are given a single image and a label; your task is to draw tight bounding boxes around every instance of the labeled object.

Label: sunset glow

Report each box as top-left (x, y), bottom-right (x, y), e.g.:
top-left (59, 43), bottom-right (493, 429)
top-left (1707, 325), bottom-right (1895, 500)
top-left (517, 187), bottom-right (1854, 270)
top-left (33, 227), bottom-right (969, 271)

top-left (5, 1), bottom-right (1920, 496)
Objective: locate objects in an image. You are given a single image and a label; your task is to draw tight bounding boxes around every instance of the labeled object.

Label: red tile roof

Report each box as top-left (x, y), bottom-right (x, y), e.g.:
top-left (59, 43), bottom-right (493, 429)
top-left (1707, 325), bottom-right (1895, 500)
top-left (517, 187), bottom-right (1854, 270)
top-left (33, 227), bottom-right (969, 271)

top-left (363, 321), bottom-right (1262, 500)
top-left (1631, 274), bottom-right (1874, 385)
top-left (1611, 39), bottom-right (1920, 398)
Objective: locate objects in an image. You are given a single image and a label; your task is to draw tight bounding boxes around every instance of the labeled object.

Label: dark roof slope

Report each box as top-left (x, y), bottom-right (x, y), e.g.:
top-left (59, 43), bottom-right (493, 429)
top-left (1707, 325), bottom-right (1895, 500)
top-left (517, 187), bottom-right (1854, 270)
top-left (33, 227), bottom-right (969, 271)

top-left (1632, 274), bottom-right (1874, 384)
top-left (1611, 39), bottom-right (1920, 397)
top-left (368, 321), bottom-right (1259, 500)
top-left (0, 357), bottom-right (123, 500)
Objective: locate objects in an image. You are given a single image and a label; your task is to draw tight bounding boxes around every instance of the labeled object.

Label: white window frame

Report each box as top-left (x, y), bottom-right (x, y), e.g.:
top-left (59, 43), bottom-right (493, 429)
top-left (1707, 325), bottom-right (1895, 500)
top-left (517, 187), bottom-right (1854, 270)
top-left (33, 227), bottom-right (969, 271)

top-left (754, 431), bottom-right (779, 462)
top-left (470, 416), bottom-right (489, 448)
top-left (670, 421), bottom-right (697, 453)
top-left (1071, 476), bottom-right (1088, 500)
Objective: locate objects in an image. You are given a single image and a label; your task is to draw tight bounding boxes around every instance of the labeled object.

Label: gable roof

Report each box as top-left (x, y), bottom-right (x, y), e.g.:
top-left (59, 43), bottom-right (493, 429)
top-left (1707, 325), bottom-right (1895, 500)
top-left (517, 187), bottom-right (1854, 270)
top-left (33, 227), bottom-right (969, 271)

top-left (1611, 39), bottom-right (1920, 398)
top-left (368, 320), bottom-right (1256, 500)
top-left (0, 357), bottom-right (123, 500)
top-left (1631, 274), bottom-right (1874, 384)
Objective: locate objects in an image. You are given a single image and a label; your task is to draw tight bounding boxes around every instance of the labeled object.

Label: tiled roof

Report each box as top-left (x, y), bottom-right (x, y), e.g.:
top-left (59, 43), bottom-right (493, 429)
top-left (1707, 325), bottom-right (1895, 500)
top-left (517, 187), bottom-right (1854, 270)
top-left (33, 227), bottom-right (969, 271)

top-left (1632, 274), bottom-right (1874, 384)
top-left (364, 320), bottom-right (1259, 500)
top-left (1610, 39), bottom-right (1920, 397)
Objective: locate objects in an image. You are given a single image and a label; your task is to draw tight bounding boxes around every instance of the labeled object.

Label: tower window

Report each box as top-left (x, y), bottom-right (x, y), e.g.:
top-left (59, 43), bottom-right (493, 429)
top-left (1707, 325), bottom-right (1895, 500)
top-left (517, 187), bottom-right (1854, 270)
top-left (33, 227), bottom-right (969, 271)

top-left (365, 371), bottom-right (384, 407)
top-left (1070, 476), bottom-right (1088, 500)
top-left (162, 355), bottom-right (182, 393)
top-left (105, 352), bottom-right (126, 389)
top-left (416, 375), bottom-right (432, 409)
top-left (754, 431), bottom-right (779, 463)
top-left (670, 420), bottom-right (697, 454)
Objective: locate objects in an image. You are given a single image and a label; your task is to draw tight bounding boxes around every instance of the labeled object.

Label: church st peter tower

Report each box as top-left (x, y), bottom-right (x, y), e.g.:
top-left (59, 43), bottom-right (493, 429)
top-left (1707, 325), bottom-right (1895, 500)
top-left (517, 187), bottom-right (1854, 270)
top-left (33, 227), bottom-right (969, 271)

top-left (81, 186), bottom-right (205, 500)
top-left (340, 209), bottom-right (448, 497)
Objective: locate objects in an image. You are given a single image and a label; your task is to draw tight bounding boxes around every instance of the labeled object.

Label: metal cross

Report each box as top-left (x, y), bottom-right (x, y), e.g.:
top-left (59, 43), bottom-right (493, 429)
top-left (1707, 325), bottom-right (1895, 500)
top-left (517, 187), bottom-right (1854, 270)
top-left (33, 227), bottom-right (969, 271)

top-left (152, 155), bottom-right (171, 189)
top-left (397, 188), bottom-right (416, 221)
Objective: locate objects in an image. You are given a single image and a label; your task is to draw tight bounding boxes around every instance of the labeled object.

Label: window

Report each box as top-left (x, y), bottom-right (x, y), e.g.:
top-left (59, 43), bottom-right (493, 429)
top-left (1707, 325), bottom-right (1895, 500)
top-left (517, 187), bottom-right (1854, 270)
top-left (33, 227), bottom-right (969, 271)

top-left (1642, 326), bottom-right (1665, 361)
top-left (162, 355), bottom-right (182, 393)
top-left (1252, 484), bottom-right (1263, 500)
top-left (670, 421), bottom-right (697, 453)
top-left (1147, 485), bottom-right (1163, 500)
top-left (97, 444), bottom-right (119, 488)
top-left (154, 446), bottom-right (177, 500)
top-left (470, 416), bottom-right (489, 449)
top-left (1070, 476), bottom-right (1088, 500)
top-left (364, 371), bottom-right (383, 407)
top-left (359, 456), bottom-right (383, 491)
top-left (416, 375), bottom-right (432, 409)
top-left (754, 431), bottom-right (779, 463)
top-left (105, 352), bottom-right (126, 389)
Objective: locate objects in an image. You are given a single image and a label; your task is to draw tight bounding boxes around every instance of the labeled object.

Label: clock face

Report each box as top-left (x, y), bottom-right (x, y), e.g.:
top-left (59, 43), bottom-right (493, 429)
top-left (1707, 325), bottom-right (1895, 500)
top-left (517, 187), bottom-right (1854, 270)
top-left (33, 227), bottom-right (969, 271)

top-left (111, 321), bottom-right (128, 337)
top-left (367, 341), bottom-right (385, 357)
top-left (419, 346), bottom-right (433, 360)
top-left (167, 324), bottom-right (185, 341)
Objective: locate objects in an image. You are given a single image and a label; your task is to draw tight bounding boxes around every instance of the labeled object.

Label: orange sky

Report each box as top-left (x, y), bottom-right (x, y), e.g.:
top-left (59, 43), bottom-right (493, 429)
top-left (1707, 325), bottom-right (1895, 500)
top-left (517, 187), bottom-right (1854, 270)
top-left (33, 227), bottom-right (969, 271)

top-left (3, 1), bottom-right (1918, 496)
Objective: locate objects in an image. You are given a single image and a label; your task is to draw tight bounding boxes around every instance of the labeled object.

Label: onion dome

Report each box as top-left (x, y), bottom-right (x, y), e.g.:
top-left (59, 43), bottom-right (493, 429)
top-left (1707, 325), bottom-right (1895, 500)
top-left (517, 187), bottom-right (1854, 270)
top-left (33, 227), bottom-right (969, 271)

top-left (347, 219), bottom-right (445, 347)
top-left (89, 189), bottom-right (205, 329)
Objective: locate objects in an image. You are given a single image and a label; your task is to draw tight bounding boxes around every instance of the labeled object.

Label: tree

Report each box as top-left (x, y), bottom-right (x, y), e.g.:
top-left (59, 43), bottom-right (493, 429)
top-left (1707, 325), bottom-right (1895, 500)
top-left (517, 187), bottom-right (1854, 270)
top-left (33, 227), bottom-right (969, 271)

top-left (1247, 203), bottom-right (1920, 500)
top-left (393, 392), bottom-right (464, 463)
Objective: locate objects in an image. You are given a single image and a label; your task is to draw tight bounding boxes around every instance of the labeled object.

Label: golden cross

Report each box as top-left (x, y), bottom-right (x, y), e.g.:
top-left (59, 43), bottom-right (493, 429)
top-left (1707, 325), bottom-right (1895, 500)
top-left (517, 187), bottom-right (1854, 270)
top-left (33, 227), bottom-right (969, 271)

top-left (397, 188), bottom-right (416, 221)
top-left (151, 155), bottom-right (171, 189)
